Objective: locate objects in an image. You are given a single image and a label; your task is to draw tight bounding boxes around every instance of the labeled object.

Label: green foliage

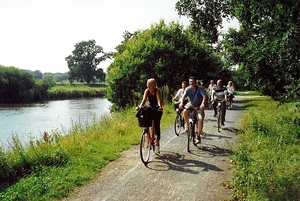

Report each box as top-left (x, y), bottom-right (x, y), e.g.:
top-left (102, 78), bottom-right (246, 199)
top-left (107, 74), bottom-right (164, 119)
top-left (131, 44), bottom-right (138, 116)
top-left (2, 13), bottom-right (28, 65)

top-left (0, 104), bottom-right (175, 200)
top-left (233, 96), bottom-right (300, 200)
top-left (0, 65), bottom-right (36, 103)
top-left (175, 0), bottom-right (230, 44)
top-left (66, 40), bottom-right (107, 84)
top-left (106, 20), bottom-right (223, 110)
top-left (176, 0), bottom-right (300, 102)
top-left (222, 0), bottom-right (300, 102)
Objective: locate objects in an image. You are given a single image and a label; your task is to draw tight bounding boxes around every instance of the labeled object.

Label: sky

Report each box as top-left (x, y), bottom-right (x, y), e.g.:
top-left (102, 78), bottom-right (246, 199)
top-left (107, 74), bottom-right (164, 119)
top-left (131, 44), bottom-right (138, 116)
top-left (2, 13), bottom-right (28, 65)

top-left (0, 0), bottom-right (238, 73)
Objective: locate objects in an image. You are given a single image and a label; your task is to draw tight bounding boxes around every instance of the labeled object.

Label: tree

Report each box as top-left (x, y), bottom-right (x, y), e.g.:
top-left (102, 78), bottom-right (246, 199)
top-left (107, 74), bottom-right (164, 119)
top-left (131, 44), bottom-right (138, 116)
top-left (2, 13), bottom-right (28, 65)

top-left (222, 0), bottom-right (300, 102)
top-left (176, 0), bottom-right (300, 102)
top-left (66, 40), bottom-right (107, 83)
top-left (175, 0), bottom-right (229, 44)
top-left (106, 20), bottom-right (223, 110)
top-left (0, 65), bottom-right (36, 103)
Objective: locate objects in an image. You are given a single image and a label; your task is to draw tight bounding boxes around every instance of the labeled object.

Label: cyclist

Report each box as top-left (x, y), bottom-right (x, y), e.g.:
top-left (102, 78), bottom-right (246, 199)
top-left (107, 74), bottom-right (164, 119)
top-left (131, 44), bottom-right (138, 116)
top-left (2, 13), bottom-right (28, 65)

top-left (208, 80), bottom-right (217, 101)
top-left (227, 81), bottom-right (235, 109)
top-left (179, 76), bottom-right (207, 144)
top-left (173, 81), bottom-right (188, 104)
top-left (137, 78), bottom-right (163, 154)
top-left (211, 79), bottom-right (228, 126)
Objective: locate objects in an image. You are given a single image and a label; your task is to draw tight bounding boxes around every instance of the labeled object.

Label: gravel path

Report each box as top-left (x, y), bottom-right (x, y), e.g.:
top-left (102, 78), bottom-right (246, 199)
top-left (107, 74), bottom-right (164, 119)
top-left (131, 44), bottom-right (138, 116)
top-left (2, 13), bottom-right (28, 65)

top-left (61, 96), bottom-right (243, 201)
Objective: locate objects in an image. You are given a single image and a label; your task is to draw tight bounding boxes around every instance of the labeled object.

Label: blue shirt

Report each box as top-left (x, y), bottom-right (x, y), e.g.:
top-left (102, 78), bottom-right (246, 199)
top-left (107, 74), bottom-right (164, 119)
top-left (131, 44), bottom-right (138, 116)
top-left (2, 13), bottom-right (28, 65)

top-left (183, 86), bottom-right (206, 107)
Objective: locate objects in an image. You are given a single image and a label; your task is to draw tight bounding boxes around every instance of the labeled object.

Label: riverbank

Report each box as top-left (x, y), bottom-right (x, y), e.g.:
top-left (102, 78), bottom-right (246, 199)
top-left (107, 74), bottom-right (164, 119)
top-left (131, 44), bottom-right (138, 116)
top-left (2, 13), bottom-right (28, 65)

top-left (0, 92), bottom-right (299, 200)
top-left (47, 83), bottom-right (106, 100)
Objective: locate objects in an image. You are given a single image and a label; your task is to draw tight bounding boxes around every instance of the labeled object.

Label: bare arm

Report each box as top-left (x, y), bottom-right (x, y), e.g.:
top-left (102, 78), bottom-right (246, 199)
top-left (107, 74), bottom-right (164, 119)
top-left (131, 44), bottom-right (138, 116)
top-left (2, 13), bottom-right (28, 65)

top-left (139, 89), bottom-right (148, 108)
top-left (179, 94), bottom-right (186, 109)
top-left (156, 89), bottom-right (163, 110)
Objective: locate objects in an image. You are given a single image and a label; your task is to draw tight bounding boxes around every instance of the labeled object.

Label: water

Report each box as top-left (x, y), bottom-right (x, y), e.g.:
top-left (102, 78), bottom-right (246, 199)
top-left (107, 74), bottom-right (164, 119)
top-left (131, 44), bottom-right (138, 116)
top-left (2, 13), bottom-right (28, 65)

top-left (0, 98), bottom-right (111, 149)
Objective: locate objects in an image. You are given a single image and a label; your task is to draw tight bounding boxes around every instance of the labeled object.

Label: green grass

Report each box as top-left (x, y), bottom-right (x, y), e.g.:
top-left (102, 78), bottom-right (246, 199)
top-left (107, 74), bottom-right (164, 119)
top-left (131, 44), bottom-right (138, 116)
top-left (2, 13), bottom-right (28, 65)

top-left (1, 91), bottom-right (299, 201)
top-left (47, 83), bottom-right (106, 99)
top-left (232, 93), bottom-right (300, 201)
top-left (0, 104), bottom-right (175, 201)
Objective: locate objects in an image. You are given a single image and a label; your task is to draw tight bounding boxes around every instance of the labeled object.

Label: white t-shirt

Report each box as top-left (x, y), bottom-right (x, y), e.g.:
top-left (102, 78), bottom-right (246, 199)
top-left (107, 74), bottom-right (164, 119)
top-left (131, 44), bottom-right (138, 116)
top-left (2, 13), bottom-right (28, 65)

top-left (227, 86), bottom-right (234, 95)
top-left (208, 84), bottom-right (217, 94)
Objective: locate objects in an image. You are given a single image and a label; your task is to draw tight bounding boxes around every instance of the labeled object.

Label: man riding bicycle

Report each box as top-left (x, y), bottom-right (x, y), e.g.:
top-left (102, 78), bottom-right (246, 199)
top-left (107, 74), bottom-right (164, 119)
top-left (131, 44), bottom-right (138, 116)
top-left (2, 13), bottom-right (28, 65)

top-left (179, 76), bottom-right (207, 144)
top-left (211, 79), bottom-right (228, 126)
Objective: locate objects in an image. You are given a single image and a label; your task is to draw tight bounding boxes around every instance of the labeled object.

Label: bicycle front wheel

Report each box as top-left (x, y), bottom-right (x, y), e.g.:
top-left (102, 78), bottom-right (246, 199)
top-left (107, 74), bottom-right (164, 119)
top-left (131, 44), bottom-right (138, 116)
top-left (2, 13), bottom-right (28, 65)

top-left (187, 123), bottom-right (194, 153)
top-left (217, 110), bottom-right (222, 132)
top-left (140, 131), bottom-right (151, 165)
top-left (174, 114), bottom-right (182, 136)
top-left (208, 101), bottom-right (212, 110)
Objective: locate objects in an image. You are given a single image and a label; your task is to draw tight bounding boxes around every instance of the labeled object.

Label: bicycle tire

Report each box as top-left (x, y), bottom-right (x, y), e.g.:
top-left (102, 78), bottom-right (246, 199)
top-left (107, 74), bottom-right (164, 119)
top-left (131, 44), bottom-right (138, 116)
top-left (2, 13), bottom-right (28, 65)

top-left (174, 114), bottom-right (182, 136)
top-left (140, 131), bottom-right (151, 165)
top-left (208, 101), bottom-right (212, 110)
top-left (217, 109), bottom-right (222, 132)
top-left (187, 123), bottom-right (195, 152)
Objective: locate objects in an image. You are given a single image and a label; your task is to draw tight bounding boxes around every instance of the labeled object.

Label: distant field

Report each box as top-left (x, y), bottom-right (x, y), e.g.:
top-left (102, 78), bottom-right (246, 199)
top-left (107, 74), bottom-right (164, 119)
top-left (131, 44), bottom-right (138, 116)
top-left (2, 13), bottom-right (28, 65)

top-left (47, 82), bottom-right (106, 99)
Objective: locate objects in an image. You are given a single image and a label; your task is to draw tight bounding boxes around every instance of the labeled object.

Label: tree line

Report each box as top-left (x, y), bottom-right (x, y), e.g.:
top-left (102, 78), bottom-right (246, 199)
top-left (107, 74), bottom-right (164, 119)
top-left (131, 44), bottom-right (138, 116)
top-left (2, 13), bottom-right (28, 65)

top-left (1, 0), bottom-right (299, 107)
top-left (105, 0), bottom-right (299, 110)
top-left (0, 65), bottom-right (55, 103)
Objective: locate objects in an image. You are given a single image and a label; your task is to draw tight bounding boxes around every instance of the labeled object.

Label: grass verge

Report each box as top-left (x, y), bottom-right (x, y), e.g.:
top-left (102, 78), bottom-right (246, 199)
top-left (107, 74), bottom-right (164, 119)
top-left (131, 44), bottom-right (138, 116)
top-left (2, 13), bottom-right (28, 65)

top-left (232, 92), bottom-right (300, 200)
top-left (0, 104), bottom-right (175, 201)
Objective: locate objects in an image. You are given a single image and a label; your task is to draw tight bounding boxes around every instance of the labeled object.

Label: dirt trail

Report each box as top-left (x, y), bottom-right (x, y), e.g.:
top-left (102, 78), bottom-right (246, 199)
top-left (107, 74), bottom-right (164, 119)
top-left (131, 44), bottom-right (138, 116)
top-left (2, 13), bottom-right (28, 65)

top-left (61, 96), bottom-right (243, 201)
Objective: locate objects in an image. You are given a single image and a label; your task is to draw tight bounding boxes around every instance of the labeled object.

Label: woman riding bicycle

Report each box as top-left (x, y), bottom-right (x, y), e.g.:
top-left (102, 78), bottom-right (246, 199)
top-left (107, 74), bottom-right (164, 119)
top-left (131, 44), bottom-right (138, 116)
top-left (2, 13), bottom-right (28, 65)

top-left (138, 78), bottom-right (163, 154)
top-left (227, 81), bottom-right (235, 109)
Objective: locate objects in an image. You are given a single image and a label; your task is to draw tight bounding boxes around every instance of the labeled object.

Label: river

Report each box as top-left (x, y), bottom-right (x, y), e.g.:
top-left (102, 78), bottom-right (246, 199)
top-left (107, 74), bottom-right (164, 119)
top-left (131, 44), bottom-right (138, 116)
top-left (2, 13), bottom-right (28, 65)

top-left (0, 98), bottom-right (111, 150)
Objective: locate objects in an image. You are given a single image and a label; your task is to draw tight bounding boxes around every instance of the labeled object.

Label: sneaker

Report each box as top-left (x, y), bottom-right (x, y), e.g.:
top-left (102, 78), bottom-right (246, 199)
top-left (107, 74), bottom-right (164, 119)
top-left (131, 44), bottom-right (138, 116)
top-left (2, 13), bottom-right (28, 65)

top-left (194, 135), bottom-right (201, 144)
top-left (182, 125), bottom-right (189, 133)
top-left (154, 146), bottom-right (160, 155)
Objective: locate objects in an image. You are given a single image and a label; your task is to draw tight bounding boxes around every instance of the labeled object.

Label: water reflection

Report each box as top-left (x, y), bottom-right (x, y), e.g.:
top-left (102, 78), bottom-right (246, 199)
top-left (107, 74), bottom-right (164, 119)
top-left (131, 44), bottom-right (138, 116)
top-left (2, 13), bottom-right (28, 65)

top-left (0, 98), bottom-right (111, 149)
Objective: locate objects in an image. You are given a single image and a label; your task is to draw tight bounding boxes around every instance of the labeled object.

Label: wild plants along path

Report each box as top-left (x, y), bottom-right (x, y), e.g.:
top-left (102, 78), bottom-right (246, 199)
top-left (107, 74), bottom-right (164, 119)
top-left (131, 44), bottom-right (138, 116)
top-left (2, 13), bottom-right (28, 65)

top-left (61, 96), bottom-right (243, 201)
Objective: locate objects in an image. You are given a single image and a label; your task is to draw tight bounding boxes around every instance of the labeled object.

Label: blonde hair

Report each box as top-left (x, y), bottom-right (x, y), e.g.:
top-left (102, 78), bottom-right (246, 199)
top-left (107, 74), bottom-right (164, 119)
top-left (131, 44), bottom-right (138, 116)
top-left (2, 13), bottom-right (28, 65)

top-left (147, 78), bottom-right (157, 87)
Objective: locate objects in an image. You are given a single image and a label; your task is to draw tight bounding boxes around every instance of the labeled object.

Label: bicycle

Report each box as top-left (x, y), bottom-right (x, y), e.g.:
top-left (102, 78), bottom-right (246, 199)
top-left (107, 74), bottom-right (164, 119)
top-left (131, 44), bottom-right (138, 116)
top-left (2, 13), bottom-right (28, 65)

top-left (174, 102), bottom-right (184, 136)
top-left (139, 120), bottom-right (156, 165)
top-left (186, 107), bottom-right (198, 153)
top-left (207, 94), bottom-right (213, 110)
top-left (227, 94), bottom-right (234, 109)
top-left (215, 100), bottom-right (226, 132)
top-left (137, 106), bottom-right (162, 165)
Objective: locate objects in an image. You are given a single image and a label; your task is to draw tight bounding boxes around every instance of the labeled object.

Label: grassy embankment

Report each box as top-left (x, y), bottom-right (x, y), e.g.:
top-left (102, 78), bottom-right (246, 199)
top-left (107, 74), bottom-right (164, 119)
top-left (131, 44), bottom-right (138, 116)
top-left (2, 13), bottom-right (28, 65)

top-left (232, 91), bottom-right (300, 200)
top-left (0, 89), bottom-right (299, 200)
top-left (47, 83), bottom-right (106, 99)
top-left (0, 82), bottom-right (175, 200)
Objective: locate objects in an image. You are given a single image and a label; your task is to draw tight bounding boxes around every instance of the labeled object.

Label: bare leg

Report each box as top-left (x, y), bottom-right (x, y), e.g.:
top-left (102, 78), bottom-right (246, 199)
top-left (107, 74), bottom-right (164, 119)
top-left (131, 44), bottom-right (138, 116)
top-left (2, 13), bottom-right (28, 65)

top-left (198, 119), bottom-right (203, 136)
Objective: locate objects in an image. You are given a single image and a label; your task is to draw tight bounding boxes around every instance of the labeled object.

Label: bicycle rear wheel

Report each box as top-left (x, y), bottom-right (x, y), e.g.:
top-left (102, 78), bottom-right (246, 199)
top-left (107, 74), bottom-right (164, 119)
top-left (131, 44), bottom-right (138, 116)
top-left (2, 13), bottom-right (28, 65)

top-left (187, 123), bottom-right (195, 153)
top-left (174, 114), bottom-right (182, 136)
top-left (217, 110), bottom-right (222, 132)
top-left (140, 131), bottom-right (151, 165)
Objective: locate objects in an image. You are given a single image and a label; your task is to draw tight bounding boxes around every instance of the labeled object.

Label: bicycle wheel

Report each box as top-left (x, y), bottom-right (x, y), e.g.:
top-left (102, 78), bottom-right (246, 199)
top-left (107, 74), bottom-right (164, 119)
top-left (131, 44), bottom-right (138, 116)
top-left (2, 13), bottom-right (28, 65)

top-left (174, 114), bottom-right (182, 136)
top-left (208, 100), bottom-right (212, 110)
top-left (187, 123), bottom-right (194, 152)
top-left (217, 109), bottom-right (222, 132)
top-left (140, 131), bottom-right (151, 165)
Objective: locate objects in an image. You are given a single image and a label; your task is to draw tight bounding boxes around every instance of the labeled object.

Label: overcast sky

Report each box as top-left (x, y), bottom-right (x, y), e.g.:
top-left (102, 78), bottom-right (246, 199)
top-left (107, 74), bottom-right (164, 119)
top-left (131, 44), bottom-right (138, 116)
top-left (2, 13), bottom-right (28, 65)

top-left (0, 0), bottom-right (238, 73)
